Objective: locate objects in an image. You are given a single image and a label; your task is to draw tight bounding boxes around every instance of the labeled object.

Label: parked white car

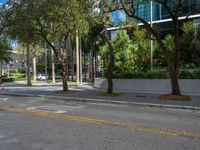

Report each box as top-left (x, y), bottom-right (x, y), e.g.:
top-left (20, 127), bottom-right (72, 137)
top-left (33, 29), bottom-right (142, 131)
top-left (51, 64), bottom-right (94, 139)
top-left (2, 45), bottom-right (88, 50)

top-left (36, 74), bottom-right (48, 81)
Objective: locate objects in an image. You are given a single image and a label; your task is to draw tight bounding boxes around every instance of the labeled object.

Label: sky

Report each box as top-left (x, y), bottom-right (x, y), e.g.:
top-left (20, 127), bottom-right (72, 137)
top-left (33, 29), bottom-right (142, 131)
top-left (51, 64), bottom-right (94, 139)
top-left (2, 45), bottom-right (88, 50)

top-left (0, 0), bottom-right (6, 3)
top-left (111, 10), bottom-right (127, 26)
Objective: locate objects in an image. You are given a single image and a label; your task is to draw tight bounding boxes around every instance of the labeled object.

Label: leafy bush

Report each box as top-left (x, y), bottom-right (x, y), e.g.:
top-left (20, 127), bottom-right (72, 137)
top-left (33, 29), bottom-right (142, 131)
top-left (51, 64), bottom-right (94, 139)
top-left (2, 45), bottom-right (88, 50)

top-left (16, 68), bottom-right (25, 73)
top-left (191, 69), bottom-right (200, 79)
top-left (143, 70), bottom-right (169, 79)
top-left (3, 75), bottom-right (26, 82)
top-left (179, 70), bottom-right (192, 79)
top-left (113, 69), bottom-right (169, 79)
top-left (181, 63), bottom-right (197, 69)
top-left (2, 77), bottom-right (14, 82)
top-left (112, 69), bottom-right (200, 79)
top-left (9, 69), bottom-right (17, 74)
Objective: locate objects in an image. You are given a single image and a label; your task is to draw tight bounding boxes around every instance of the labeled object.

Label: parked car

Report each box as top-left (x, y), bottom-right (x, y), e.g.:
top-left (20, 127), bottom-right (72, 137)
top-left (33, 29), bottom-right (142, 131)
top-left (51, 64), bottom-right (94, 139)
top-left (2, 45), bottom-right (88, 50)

top-left (36, 74), bottom-right (48, 81)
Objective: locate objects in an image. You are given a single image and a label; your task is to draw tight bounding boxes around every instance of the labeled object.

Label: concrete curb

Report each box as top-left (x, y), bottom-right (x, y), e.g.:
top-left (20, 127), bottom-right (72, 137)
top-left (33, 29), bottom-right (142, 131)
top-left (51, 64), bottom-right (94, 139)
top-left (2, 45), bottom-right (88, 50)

top-left (0, 92), bottom-right (200, 112)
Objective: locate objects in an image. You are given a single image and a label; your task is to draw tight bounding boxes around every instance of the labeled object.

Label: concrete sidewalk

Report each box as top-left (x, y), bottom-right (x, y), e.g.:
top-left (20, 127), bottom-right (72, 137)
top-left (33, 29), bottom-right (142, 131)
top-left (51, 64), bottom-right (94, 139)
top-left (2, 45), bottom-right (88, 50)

top-left (0, 82), bottom-right (200, 111)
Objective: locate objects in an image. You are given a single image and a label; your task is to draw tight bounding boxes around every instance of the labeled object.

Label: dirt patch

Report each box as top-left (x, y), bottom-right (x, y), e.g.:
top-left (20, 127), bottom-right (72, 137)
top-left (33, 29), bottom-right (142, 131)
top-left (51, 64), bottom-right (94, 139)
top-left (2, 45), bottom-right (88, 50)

top-left (159, 94), bottom-right (191, 101)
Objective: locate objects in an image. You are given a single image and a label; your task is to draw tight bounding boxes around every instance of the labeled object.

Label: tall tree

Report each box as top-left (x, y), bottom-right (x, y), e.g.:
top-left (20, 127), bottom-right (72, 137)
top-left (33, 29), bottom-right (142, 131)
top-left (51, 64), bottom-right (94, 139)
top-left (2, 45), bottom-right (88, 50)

top-left (120, 0), bottom-right (190, 95)
top-left (88, 0), bottom-right (117, 94)
top-left (2, 0), bottom-right (89, 91)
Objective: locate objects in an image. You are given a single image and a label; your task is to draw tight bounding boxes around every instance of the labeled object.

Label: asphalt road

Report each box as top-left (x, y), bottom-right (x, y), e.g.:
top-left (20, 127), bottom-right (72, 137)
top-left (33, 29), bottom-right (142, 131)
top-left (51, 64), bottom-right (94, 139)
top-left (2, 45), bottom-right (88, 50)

top-left (0, 95), bottom-right (199, 150)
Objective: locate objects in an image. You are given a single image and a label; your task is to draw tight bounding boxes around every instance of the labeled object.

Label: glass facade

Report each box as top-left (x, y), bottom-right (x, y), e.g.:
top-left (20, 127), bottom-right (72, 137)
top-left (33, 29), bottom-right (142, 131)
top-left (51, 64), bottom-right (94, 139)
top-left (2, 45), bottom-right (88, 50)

top-left (96, 0), bottom-right (200, 26)
top-left (135, 0), bottom-right (200, 22)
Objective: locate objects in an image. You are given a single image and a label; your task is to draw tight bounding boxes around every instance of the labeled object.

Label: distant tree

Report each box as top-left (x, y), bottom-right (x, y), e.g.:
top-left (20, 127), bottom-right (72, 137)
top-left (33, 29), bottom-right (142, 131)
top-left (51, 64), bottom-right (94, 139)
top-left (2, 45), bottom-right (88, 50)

top-left (2, 0), bottom-right (89, 91)
top-left (0, 39), bottom-right (11, 63)
top-left (17, 43), bottom-right (44, 82)
top-left (130, 28), bottom-right (150, 70)
top-left (113, 31), bottom-right (130, 73)
top-left (181, 22), bottom-right (200, 65)
top-left (0, 39), bottom-right (11, 86)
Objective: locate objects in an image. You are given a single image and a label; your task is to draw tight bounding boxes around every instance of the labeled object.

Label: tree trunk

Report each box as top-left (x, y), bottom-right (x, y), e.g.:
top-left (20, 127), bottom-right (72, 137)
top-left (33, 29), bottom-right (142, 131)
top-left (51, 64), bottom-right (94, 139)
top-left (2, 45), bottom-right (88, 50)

top-left (170, 70), bottom-right (181, 95)
top-left (61, 54), bottom-right (68, 91)
top-left (94, 45), bottom-right (97, 78)
top-left (107, 41), bottom-right (114, 94)
top-left (84, 51), bottom-right (87, 81)
top-left (26, 45), bottom-right (32, 86)
top-left (100, 28), bottom-right (114, 94)
top-left (76, 29), bottom-right (80, 84)
top-left (33, 57), bottom-right (36, 82)
top-left (170, 19), bottom-right (181, 95)
top-left (71, 48), bottom-right (74, 82)
top-left (91, 46), bottom-right (95, 83)
top-left (51, 48), bottom-right (56, 83)
top-left (0, 62), bottom-right (3, 87)
top-left (66, 38), bottom-right (69, 81)
top-left (79, 36), bottom-right (82, 84)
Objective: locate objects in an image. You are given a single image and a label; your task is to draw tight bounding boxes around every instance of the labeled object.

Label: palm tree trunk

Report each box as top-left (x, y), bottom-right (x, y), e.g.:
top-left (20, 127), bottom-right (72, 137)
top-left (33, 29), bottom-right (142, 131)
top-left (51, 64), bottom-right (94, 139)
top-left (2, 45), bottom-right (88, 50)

top-left (33, 57), bottom-right (36, 82)
top-left (0, 62), bottom-right (3, 87)
top-left (51, 48), bottom-right (56, 83)
top-left (91, 46), bottom-right (94, 83)
top-left (71, 48), bottom-right (74, 82)
top-left (76, 29), bottom-right (80, 84)
top-left (66, 38), bottom-right (69, 81)
top-left (84, 51), bottom-right (87, 81)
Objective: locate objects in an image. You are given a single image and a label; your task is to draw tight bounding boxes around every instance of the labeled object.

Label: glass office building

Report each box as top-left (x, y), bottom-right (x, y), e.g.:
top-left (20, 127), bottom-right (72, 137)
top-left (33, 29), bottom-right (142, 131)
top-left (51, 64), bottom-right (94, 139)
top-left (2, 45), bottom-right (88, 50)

top-left (109, 0), bottom-right (200, 26)
top-left (135, 0), bottom-right (200, 22)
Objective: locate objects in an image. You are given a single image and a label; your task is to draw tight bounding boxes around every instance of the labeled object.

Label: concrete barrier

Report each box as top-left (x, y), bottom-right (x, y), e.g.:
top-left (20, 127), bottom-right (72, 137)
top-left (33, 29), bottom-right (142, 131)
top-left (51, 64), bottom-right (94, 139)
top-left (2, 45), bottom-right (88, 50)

top-left (94, 78), bottom-right (200, 94)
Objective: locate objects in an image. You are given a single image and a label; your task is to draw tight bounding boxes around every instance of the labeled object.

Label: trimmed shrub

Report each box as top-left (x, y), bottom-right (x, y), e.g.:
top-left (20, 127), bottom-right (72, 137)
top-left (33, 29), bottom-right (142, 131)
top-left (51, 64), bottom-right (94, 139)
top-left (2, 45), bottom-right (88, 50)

top-left (179, 70), bottom-right (193, 79)
top-left (192, 69), bottom-right (200, 79)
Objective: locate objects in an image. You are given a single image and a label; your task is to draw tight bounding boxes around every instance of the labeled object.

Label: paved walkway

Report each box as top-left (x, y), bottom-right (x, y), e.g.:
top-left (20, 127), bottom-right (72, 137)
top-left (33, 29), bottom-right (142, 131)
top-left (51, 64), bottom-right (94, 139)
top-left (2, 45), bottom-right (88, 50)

top-left (0, 81), bottom-right (200, 109)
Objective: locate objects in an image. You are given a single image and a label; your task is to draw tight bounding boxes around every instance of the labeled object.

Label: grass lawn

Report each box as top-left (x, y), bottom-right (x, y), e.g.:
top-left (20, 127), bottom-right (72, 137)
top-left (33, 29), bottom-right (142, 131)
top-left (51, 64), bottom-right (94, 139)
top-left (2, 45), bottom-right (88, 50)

top-left (97, 92), bottom-right (121, 97)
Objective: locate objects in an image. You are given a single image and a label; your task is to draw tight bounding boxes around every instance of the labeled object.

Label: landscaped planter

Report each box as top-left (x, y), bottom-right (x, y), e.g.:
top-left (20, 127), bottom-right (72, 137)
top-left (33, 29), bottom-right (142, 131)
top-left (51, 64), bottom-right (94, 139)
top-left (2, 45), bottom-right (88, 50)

top-left (94, 78), bottom-right (200, 94)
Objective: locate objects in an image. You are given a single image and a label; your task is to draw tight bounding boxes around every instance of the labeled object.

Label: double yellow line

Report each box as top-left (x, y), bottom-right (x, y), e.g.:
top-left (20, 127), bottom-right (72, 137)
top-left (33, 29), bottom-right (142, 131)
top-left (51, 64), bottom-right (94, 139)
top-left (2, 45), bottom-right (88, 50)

top-left (2, 108), bottom-right (200, 140)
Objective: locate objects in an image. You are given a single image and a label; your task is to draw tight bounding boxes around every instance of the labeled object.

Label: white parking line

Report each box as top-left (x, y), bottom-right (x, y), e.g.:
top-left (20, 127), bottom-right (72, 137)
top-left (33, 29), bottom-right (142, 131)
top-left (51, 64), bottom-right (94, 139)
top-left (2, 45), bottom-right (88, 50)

top-left (26, 104), bottom-right (85, 114)
top-left (0, 98), bottom-right (8, 101)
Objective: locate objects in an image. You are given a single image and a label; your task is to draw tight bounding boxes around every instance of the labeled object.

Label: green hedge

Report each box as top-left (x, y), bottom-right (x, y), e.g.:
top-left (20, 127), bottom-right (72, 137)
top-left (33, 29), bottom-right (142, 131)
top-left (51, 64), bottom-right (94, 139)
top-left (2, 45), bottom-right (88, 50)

top-left (113, 69), bottom-right (200, 79)
top-left (3, 75), bottom-right (26, 82)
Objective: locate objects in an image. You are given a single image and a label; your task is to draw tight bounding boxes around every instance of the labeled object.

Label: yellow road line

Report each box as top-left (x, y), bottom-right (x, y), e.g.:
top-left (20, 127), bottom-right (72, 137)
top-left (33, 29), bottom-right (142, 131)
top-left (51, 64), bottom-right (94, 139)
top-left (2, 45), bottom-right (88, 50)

top-left (2, 108), bottom-right (200, 140)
